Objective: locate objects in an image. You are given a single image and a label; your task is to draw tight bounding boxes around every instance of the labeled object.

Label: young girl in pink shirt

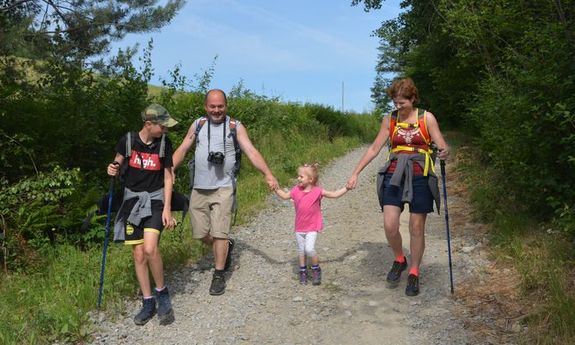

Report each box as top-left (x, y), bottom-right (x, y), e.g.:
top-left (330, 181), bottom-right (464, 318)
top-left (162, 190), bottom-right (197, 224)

top-left (274, 163), bottom-right (349, 285)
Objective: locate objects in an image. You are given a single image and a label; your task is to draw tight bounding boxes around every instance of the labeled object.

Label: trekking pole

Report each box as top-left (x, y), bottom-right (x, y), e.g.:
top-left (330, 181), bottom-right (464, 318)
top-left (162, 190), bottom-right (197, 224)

top-left (440, 160), bottom-right (455, 295)
top-left (97, 176), bottom-right (115, 309)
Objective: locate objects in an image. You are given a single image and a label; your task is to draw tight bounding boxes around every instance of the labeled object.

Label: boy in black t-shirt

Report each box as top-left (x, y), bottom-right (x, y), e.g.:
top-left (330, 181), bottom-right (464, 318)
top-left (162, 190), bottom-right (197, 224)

top-left (107, 104), bottom-right (178, 326)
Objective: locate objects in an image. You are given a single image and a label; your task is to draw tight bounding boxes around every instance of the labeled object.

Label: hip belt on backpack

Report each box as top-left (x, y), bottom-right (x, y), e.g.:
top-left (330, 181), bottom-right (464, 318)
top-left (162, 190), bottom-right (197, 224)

top-left (390, 145), bottom-right (435, 176)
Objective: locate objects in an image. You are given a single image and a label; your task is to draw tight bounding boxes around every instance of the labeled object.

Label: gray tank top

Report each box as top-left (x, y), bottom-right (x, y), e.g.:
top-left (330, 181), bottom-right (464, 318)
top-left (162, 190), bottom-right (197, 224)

top-left (193, 116), bottom-right (241, 189)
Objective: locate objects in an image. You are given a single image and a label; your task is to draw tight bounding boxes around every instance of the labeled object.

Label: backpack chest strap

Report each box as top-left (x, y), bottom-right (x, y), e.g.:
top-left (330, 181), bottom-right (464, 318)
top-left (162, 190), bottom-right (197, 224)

top-left (390, 109), bottom-right (431, 145)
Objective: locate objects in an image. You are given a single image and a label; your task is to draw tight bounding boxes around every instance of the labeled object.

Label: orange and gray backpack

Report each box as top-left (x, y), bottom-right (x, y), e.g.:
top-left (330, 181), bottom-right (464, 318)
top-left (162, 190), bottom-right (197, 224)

top-left (388, 108), bottom-right (436, 176)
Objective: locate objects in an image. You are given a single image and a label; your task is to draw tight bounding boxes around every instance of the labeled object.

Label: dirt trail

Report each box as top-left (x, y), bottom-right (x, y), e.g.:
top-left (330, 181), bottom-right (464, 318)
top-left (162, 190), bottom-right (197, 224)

top-left (91, 146), bottom-right (496, 345)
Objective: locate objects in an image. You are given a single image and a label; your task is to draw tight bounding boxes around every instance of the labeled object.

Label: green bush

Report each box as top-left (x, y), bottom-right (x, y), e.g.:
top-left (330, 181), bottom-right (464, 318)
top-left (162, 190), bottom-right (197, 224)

top-left (470, 72), bottom-right (575, 227)
top-left (455, 137), bottom-right (575, 345)
top-left (0, 167), bottom-right (81, 271)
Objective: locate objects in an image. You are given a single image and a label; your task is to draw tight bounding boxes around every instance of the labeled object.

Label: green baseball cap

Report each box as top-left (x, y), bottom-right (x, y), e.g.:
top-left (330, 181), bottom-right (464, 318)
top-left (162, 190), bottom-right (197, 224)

top-left (141, 104), bottom-right (178, 127)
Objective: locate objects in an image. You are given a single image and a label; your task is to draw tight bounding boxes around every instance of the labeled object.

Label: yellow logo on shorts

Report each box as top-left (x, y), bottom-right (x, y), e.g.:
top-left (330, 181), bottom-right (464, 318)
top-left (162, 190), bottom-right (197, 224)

top-left (126, 224), bottom-right (134, 236)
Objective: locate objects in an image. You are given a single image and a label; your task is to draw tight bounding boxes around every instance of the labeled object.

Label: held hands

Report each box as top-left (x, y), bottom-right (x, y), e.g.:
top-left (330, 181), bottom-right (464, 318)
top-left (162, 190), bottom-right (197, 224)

top-left (266, 174), bottom-right (279, 191)
top-left (273, 184), bottom-right (291, 200)
top-left (346, 174), bottom-right (358, 190)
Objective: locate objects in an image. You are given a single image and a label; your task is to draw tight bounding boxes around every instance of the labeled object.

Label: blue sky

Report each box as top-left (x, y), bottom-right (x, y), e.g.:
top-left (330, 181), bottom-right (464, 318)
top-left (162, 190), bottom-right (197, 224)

top-left (113, 0), bottom-right (402, 113)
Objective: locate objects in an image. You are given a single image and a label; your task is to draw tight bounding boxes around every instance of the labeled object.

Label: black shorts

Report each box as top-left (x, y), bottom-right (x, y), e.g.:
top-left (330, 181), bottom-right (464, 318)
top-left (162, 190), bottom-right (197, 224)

top-left (382, 173), bottom-right (434, 214)
top-left (124, 200), bottom-right (164, 245)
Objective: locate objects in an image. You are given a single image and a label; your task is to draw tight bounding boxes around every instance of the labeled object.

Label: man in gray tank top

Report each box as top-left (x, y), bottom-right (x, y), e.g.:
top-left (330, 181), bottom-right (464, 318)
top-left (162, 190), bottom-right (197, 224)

top-left (173, 89), bottom-right (278, 295)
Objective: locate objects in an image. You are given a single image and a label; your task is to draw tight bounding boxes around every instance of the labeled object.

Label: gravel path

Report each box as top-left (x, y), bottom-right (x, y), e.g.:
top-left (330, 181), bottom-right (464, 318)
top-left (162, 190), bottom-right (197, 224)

top-left (91, 146), bottom-right (480, 345)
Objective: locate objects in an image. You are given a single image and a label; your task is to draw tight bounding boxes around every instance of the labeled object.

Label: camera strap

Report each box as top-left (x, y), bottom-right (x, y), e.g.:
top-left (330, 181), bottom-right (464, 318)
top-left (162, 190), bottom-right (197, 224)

top-left (207, 117), bottom-right (226, 154)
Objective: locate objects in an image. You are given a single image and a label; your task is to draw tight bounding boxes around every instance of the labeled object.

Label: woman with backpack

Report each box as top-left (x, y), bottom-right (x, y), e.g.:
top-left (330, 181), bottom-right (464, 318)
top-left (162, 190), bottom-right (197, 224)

top-left (346, 78), bottom-right (450, 296)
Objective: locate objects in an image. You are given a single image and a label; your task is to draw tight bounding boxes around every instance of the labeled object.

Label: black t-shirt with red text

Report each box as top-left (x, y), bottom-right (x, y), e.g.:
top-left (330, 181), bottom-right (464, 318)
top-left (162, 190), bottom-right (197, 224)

top-left (116, 132), bottom-right (173, 192)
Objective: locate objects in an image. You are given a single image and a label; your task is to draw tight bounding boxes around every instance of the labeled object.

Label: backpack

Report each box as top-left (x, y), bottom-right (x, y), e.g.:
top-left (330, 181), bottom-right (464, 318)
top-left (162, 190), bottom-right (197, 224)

top-left (374, 108), bottom-right (440, 213)
top-left (188, 116), bottom-right (242, 189)
top-left (95, 132), bottom-right (188, 217)
top-left (87, 132), bottom-right (188, 233)
top-left (389, 108), bottom-right (431, 146)
top-left (196, 116), bottom-right (241, 175)
top-left (118, 131), bottom-right (166, 184)
top-left (388, 108), bottom-right (436, 176)
top-left (188, 116), bottom-right (242, 224)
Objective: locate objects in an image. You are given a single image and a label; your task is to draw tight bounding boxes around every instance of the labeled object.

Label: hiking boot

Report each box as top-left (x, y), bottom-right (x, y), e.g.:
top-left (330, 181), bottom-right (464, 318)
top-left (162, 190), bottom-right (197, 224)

top-left (386, 257), bottom-right (408, 287)
top-left (134, 297), bottom-right (156, 325)
top-left (405, 274), bottom-right (420, 296)
top-left (156, 287), bottom-right (175, 325)
top-left (224, 238), bottom-right (235, 271)
top-left (299, 270), bottom-right (308, 285)
top-left (311, 267), bottom-right (322, 286)
top-left (209, 271), bottom-right (226, 295)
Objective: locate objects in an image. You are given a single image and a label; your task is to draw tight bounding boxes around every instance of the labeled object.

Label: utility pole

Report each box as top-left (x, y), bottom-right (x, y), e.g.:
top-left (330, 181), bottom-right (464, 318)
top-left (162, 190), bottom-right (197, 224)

top-left (341, 81), bottom-right (344, 113)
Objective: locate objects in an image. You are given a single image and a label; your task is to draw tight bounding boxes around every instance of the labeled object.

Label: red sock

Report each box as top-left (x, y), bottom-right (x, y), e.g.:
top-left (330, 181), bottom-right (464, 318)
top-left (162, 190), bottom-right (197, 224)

top-left (409, 267), bottom-right (419, 276)
top-left (395, 255), bottom-right (406, 263)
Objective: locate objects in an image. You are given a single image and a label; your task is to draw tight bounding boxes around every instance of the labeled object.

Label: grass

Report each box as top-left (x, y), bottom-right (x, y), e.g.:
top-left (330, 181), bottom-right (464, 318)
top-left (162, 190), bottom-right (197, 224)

top-left (453, 133), bottom-right (575, 345)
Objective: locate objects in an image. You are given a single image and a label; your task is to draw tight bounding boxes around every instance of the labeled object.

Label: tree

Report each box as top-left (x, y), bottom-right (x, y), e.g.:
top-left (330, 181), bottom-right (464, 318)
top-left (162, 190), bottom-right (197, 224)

top-left (0, 1), bottom-right (185, 262)
top-left (0, 0), bottom-right (185, 62)
top-left (353, 0), bottom-right (575, 223)
top-left (0, 0), bottom-right (185, 181)
top-left (351, 0), bottom-right (386, 11)
top-left (353, 0), bottom-right (481, 126)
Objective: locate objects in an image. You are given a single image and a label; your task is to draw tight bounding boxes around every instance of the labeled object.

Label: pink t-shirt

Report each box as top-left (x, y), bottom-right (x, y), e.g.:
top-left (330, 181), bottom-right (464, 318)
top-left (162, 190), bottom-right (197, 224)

top-left (290, 185), bottom-right (323, 232)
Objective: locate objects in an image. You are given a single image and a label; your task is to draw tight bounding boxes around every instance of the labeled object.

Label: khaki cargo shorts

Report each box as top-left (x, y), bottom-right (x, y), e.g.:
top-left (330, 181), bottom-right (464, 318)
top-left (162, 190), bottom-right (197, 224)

top-left (189, 187), bottom-right (234, 239)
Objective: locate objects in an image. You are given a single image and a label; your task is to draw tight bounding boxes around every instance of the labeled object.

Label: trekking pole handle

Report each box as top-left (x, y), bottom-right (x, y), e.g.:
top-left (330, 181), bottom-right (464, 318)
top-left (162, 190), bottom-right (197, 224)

top-left (107, 161), bottom-right (120, 178)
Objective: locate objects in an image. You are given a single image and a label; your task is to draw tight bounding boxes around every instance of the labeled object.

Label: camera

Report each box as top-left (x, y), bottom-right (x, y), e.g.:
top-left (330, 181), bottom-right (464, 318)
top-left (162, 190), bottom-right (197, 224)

top-left (208, 151), bottom-right (225, 165)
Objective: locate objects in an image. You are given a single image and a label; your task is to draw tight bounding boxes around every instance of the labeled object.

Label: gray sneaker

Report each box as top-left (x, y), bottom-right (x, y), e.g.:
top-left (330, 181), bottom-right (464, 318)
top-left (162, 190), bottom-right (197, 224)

top-left (311, 267), bottom-right (322, 286)
top-left (209, 271), bottom-right (226, 295)
top-left (299, 270), bottom-right (308, 285)
top-left (134, 297), bottom-right (156, 325)
top-left (156, 287), bottom-right (175, 325)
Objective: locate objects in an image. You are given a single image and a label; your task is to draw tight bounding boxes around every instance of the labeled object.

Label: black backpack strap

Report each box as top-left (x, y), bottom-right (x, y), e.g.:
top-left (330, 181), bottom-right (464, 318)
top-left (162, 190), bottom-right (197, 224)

top-left (159, 133), bottom-right (166, 158)
top-left (228, 117), bottom-right (242, 177)
top-left (194, 117), bottom-right (207, 144)
top-left (119, 132), bottom-right (136, 184)
top-left (188, 117), bottom-right (207, 190)
top-left (227, 117), bottom-right (242, 225)
top-left (126, 132), bottom-right (132, 158)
